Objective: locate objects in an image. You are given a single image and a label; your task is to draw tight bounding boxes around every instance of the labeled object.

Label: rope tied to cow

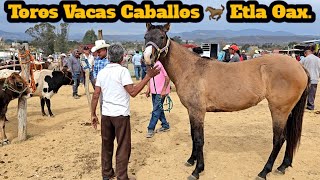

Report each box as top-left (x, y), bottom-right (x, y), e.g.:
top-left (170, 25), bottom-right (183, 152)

top-left (18, 50), bottom-right (37, 93)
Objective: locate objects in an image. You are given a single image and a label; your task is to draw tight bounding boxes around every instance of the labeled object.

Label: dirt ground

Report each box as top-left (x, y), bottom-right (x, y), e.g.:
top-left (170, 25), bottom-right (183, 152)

top-left (1, 81), bottom-right (320, 180)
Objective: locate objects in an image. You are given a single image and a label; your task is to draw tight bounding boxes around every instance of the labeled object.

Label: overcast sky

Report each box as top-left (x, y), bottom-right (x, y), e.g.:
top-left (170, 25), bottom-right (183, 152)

top-left (1, 0), bottom-right (319, 35)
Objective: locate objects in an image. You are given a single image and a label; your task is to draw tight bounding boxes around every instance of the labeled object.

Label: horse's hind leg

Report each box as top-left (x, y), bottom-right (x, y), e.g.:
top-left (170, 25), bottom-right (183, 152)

top-left (187, 110), bottom-right (205, 180)
top-left (276, 146), bottom-right (292, 174)
top-left (258, 109), bottom-right (288, 179)
top-left (276, 113), bottom-right (296, 174)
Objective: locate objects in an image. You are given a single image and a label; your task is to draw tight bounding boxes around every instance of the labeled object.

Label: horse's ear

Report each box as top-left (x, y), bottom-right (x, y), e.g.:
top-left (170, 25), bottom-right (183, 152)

top-left (163, 23), bottom-right (170, 32)
top-left (146, 23), bottom-right (152, 30)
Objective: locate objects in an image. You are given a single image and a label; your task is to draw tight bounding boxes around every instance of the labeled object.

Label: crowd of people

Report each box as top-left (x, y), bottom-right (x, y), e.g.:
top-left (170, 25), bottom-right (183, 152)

top-left (217, 44), bottom-right (249, 62)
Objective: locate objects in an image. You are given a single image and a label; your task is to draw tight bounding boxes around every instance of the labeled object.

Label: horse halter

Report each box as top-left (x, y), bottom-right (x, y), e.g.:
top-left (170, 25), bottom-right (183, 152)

top-left (2, 78), bottom-right (28, 98)
top-left (145, 34), bottom-right (171, 62)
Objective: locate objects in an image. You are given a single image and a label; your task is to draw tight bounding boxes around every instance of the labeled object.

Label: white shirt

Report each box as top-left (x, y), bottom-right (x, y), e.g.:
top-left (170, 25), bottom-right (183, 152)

top-left (84, 54), bottom-right (95, 67)
top-left (300, 54), bottom-right (320, 84)
top-left (96, 63), bottom-right (133, 116)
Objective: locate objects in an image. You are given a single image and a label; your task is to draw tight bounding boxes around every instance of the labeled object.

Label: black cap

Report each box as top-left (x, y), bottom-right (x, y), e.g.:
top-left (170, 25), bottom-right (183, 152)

top-left (83, 46), bottom-right (90, 50)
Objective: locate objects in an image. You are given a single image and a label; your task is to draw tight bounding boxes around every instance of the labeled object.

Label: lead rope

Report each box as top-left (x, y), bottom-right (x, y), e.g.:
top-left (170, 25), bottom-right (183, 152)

top-left (152, 77), bottom-right (173, 112)
top-left (18, 50), bottom-right (36, 93)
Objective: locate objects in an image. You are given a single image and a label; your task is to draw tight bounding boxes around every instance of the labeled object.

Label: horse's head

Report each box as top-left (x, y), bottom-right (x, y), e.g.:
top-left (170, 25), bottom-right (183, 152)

top-left (5, 72), bottom-right (31, 98)
top-left (205, 7), bottom-right (209, 12)
top-left (144, 23), bottom-right (171, 66)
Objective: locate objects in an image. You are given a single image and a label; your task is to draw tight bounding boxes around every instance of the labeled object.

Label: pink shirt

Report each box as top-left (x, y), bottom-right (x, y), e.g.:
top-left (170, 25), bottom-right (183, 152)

top-left (150, 61), bottom-right (170, 94)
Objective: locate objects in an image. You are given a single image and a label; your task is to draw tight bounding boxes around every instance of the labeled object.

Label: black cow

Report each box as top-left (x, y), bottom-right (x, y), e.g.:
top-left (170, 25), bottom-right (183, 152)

top-left (32, 69), bottom-right (73, 117)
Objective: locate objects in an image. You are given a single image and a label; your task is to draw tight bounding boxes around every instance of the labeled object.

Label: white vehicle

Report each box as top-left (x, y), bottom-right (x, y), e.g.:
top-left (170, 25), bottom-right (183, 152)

top-left (200, 43), bottom-right (219, 59)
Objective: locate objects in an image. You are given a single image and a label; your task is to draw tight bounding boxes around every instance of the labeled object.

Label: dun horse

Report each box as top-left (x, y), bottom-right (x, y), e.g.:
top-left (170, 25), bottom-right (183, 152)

top-left (143, 23), bottom-right (310, 180)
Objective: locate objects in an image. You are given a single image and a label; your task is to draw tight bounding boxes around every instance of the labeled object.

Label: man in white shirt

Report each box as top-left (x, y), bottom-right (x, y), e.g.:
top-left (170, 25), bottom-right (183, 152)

top-left (300, 49), bottom-right (320, 110)
top-left (91, 44), bottom-right (159, 180)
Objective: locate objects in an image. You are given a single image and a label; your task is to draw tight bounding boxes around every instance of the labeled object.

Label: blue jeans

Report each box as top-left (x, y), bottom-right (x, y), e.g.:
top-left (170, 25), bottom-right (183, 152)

top-left (147, 94), bottom-right (170, 131)
top-left (141, 66), bottom-right (147, 80)
top-left (134, 65), bottom-right (141, 80)
top-left (72, 73), bottom-right (80, 96)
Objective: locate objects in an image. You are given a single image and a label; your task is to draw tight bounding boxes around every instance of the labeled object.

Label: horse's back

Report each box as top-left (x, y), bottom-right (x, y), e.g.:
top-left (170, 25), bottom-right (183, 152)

top-left (198, 54), bottom-right (308, 112)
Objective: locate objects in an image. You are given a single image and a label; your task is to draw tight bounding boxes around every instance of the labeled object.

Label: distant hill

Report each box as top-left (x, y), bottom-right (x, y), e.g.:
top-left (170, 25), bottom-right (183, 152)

top-left (100, 29), bottom-right (298, 42)
top-left (0, 30), bottom-right (31, 41)
top-left (1, 29), bottom-right (319, 45)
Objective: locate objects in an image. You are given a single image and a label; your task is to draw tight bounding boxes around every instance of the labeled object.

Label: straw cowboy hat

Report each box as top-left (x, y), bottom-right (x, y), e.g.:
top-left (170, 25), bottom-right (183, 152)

top-left (60, 53), bottom-right (67, 57)
top-left (91, 40), bottom-right (110, 53)
top-left (223, 45), bottom-right (230, 50)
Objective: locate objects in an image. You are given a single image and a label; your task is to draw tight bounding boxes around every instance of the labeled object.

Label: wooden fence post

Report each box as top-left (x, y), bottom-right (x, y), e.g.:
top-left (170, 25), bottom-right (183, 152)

top-left (98, 30), bottom-right (103, 40)
top-left (85, 69), bottom-right (91, 114)
top-left (17, 44), bottom-right (29, 141)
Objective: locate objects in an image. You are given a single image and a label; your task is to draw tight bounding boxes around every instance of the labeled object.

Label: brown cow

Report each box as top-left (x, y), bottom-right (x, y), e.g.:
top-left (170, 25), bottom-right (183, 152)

top-left (0, 73), bottom-right (31, 146)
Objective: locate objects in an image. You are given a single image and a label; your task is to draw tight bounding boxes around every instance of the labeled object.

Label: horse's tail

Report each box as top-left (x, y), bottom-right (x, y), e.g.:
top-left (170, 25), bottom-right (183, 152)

top-left (285, 67), bottom-right (310, 158)
top-left (221, 4), bottom-right (225, 11)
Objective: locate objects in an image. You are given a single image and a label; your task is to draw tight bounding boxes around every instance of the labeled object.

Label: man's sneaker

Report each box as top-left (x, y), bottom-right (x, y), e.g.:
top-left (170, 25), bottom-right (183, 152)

top-left (73, 95), bottom-right (80, 99)
top-left (146, 130), bottom-right (155, 138)
top-left (157, 127), bottom-right (170, 133)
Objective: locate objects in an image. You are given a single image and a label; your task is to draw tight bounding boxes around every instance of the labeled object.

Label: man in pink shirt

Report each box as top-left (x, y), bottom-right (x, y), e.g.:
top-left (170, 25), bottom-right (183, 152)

top-left (146, 61), bottom-right (171, 138)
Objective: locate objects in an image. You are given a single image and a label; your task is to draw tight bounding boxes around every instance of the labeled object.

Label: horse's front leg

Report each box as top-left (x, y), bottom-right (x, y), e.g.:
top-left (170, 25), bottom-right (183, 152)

top-left (187, 110), bottom-right (205, 180)
top-left (185, 120), bottom-right (197, 166)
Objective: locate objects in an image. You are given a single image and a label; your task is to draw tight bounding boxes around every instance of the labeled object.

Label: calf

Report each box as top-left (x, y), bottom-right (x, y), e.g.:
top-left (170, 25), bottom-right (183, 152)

top-left (32, 69), bottom-right (73, 117)
top-left (0, 73), bottom-right (30, 146)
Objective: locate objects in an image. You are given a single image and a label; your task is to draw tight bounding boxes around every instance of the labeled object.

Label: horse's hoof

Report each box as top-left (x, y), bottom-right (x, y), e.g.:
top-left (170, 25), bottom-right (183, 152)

top-left (185, 161), bottom-right (195, 167)
top-left (2, 139), bottom-right (10, 145)
top-left (275, 168), bottom-right (285, 175)
top-left (49, 114), bottom-right (55, 118)
top-left (42, 114), bottom-right (47, 116)
top-left (255, 176), bottom-right (266, 180)
top-left (187, 175), bottom-right (198, 180)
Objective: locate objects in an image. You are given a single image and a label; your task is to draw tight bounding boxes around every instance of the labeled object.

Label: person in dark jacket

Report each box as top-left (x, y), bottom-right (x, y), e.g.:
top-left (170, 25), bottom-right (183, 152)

top-left (222, 45), bottom-right (231, 62)
top-left (67, 49), bottom-right (83, 99)
top-left (241, 50), bottom-right (248, 60)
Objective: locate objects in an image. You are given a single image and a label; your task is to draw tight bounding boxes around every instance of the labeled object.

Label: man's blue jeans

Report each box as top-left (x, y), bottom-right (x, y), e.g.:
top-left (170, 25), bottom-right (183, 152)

top-left (147, 94), bottom-right (170, 131)
top-left (72, 73), bottom-right (80, 96)
top-left (134, 65), bottom-right (141, 80)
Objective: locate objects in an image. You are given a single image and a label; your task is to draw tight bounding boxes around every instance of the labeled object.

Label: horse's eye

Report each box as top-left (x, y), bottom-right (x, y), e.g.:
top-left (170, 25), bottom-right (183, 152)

top-left (160, 36), bottom-right (164, 39)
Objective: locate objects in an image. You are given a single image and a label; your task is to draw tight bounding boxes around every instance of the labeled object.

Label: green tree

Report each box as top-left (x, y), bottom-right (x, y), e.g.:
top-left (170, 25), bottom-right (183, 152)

top-left (288, 41), bottom-right (298, 48)
top-left (25, 23), bottom-right (56, 55)
top-left (82, 29), bottom-right (97, 44)
top-left (241, 44), bottom-right (251, 51)
top-left (55, 23), bottom-right (69, 53)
